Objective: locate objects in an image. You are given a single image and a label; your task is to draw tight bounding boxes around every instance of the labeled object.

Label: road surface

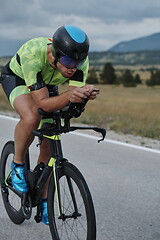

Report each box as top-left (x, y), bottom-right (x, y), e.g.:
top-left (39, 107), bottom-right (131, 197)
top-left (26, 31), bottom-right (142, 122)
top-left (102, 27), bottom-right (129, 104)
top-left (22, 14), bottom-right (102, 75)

top-left (0, 115), bottom-right (160, 240)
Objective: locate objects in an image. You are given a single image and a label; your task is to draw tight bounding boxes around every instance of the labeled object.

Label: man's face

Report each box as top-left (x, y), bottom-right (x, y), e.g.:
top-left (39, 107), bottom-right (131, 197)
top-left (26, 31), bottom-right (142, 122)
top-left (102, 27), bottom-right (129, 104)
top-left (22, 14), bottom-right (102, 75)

top-left (56, 62), bottom-right (77, 78)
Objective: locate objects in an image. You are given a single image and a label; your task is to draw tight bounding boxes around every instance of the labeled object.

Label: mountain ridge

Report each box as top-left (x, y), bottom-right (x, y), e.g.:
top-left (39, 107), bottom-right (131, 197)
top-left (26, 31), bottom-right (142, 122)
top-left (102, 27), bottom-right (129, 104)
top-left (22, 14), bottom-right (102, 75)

top-left (0, 50), bottom-right (160, 67)
top-left (108, 33), bottom-right (160, 53)
top-left (0, 33), bottom-right (160, 66)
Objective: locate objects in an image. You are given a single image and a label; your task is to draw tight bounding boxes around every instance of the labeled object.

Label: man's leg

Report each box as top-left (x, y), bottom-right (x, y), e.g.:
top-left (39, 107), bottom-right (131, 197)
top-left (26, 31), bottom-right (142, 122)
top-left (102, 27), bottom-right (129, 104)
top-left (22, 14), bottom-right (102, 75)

top-left (13, 93), bottom-right (51, 223)
top-left (13, 94), bottom-right (41, 164)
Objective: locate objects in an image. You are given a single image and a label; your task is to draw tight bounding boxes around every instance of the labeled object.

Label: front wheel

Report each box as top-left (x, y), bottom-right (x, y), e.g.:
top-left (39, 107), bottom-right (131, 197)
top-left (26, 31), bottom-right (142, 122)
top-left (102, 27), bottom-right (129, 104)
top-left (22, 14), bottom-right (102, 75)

top-left (0, 141), bottom-right (25, 224)
top-left (48, 162), bottom-right (96, 240)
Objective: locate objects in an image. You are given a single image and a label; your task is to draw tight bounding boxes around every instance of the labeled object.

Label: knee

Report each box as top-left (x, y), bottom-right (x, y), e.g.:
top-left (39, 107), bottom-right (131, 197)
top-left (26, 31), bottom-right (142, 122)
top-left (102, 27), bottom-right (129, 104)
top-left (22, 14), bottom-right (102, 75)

top-left (23, 111), bottom-right (41, 129)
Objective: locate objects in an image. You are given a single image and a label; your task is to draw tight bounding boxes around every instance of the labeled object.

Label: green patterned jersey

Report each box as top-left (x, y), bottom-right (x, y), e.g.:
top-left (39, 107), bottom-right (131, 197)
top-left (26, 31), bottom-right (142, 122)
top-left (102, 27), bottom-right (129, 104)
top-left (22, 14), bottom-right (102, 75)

top-left (9, 37), bottom-right (89, 87)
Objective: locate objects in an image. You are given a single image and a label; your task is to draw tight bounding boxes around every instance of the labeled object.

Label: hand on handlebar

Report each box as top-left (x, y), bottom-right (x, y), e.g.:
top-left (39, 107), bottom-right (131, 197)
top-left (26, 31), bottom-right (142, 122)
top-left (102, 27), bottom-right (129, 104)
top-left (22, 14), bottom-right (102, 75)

top-left (68, 87), bottom-right (91, 103)
top-left (69, 85), bottom-right (100, 103)
top-left (83, 85), bottom-right (100, 100)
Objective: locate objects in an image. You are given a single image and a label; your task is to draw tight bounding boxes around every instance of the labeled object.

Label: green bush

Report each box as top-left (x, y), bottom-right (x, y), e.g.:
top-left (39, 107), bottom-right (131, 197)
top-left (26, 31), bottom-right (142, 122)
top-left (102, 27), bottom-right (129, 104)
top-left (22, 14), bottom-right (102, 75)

top-left (146, 70), bottom-right (160, 86)
top-left (121, 69), bottom-right (137, 87)
top-left (87, 68), bottom-right (99, 84)
top-left (100, 62), bottom-right (116, 84)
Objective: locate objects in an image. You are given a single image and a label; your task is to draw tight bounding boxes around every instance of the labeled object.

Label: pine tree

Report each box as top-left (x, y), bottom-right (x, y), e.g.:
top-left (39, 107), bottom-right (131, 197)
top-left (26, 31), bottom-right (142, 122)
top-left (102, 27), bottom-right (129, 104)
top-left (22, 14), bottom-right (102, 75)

top-left (134, 74), bottom-right (142, 84)
top-left (100, 62), bottom-right (116, 84)
top-left (122, 69), bottom-right (137, 87)
top-left (146, 70), bottom-right (160, 86)
top-left (87, 68), bottom-right (98, 84)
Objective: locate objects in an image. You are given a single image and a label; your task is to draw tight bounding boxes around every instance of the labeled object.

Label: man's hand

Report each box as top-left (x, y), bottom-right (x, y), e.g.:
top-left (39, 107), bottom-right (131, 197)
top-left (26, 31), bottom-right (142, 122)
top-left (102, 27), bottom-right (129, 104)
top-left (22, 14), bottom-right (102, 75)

top-left (68, 86), bottom-right (90, 103)
top-left (68, 85), bottom-right (100, 103)
top-left (82, 85), bottom-right (100, 100)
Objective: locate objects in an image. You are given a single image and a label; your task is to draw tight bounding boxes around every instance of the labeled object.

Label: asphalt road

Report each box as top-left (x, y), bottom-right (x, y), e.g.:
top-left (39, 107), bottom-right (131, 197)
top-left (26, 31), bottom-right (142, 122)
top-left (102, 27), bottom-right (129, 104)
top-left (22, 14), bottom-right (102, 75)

top-left (0, 115), bottom-right (160, 240)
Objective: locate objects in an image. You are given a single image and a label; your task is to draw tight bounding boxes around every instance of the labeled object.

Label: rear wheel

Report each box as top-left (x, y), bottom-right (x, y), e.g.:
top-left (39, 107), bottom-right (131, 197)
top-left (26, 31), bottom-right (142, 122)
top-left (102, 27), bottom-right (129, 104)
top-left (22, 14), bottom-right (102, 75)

top-left (0, 141), bottom-right (25, 224)
top-left (48, 162), bottom-right (96, 240)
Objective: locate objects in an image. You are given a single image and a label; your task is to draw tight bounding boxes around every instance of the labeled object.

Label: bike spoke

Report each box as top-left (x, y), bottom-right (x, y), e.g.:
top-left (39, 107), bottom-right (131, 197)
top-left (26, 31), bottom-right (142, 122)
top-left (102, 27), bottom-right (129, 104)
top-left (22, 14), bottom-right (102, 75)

top-left (53, 175), bottom-right (88, 239)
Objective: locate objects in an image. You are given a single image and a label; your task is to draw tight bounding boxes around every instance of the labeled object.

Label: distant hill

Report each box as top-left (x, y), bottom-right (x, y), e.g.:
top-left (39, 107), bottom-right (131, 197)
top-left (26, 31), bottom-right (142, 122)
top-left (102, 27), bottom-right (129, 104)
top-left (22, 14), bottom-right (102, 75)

top-left (0, 51), bottom-right (160, 70)
top-left (1, 34), bottom-right (160, 69)
top-left (108, 33), bottom-right (160, 53)
top-left (89, 50), bottom-right (160, 66)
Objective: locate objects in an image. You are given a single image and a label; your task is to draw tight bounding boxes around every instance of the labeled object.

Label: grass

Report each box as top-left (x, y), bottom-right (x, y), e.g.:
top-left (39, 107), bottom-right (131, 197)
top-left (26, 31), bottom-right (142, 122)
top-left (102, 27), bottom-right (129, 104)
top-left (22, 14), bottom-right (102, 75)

top-left (67, 85), bottom-right (160, 140)
top-left (0, 84), bottom-right (160, 140)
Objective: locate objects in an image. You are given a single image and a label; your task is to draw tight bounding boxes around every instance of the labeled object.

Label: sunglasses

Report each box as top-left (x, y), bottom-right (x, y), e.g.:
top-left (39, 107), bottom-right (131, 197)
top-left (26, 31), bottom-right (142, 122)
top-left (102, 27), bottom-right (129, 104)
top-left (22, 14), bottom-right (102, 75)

top-left (58, 55), bottom-right (85, 69)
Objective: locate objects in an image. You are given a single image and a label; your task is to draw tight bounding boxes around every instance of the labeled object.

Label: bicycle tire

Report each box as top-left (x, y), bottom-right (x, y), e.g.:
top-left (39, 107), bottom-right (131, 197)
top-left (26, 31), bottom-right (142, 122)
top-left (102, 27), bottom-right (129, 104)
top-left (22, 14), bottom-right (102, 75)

top-left (48, 161), bottom-right (96, 240)
top-left (0, 141), bottom-right (25, 224)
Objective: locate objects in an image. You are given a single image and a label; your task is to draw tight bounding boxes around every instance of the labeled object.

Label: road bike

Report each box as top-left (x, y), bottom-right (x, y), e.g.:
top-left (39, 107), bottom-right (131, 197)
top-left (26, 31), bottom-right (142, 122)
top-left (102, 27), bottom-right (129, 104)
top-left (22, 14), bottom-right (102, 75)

top-left (0, 100), bottom-right (106, 239)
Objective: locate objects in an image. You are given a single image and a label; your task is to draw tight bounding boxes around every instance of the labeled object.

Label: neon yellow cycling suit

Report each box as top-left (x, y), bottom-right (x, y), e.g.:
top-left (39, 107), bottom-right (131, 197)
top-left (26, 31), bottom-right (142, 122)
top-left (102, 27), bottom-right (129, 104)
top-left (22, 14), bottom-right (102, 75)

top-left (4, 37), bottom-right (89, 107)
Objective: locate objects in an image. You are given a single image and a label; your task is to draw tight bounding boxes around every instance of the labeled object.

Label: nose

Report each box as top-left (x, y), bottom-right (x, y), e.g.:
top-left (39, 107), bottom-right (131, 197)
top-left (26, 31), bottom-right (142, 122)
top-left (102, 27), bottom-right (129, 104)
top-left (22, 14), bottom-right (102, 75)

top-left (70, 68), bottom-right (77, 71)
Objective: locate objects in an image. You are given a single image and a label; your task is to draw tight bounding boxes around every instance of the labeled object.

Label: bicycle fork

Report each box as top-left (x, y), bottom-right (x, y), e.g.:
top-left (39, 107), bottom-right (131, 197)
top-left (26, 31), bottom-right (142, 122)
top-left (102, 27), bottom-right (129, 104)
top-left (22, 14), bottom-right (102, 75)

top-left (50, 158), bottom-right (81, 221)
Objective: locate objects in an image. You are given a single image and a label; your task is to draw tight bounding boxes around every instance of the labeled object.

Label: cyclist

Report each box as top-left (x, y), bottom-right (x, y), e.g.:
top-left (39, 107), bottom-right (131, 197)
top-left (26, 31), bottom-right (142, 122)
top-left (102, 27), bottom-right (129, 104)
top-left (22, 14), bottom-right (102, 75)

top-left (0, 25), bottom-right (99, 225)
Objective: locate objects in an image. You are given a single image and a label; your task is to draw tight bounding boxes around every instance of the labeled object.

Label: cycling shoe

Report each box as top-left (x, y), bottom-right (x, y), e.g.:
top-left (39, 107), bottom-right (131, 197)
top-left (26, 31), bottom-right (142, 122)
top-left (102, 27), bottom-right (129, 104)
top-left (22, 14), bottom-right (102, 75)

top-left (11, 161), bottom-right (28, 193)
top-left (40, 200), bottom-right (49, 225)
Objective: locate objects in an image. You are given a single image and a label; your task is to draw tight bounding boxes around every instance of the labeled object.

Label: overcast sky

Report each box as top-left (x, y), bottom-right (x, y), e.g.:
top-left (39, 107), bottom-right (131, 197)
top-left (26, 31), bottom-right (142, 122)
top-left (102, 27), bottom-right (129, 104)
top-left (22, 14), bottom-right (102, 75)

top-left (0, 0), bottom-right (160, 55)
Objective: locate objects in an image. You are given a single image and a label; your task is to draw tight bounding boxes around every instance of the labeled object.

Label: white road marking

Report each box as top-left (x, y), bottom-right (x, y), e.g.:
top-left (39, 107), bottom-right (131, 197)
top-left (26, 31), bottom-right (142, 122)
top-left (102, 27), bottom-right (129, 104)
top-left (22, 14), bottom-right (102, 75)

top-left (1, 114), bottom-right (160, 154)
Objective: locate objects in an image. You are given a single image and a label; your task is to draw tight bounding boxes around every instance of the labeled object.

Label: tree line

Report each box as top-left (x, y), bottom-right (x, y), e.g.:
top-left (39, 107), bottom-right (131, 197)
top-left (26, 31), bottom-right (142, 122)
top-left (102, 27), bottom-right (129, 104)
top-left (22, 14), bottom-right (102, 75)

top-left (87, 62), bottom-right (160, 87)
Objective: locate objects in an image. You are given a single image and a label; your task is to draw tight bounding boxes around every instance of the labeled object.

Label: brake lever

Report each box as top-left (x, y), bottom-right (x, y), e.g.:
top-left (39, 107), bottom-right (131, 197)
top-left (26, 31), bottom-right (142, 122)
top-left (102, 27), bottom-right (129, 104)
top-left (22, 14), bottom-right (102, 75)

top-left (69, 126), bottom-right (106, 143)
top-left (98, 128), bottom-right (106, 143)
top-left (93, 127), bottom-right (106, 143)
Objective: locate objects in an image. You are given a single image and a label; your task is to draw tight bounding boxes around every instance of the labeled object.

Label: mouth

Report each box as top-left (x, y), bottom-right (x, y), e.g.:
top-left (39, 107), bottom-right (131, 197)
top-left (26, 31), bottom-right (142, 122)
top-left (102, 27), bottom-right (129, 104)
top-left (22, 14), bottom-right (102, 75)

top-left (65, 71), bottom-right (75, 78)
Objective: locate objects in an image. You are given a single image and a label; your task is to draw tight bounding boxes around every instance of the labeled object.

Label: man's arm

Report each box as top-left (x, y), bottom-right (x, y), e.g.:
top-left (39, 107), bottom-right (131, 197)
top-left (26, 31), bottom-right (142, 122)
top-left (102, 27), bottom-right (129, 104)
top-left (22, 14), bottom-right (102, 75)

top-left (30, 86), bottom-right (91, 112)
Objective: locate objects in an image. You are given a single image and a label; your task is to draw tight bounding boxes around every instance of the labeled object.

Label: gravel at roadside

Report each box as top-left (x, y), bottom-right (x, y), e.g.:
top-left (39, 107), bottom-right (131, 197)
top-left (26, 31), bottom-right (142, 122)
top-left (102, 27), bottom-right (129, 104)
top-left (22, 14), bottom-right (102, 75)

top-left (0, 111), bottom-right (160, 151)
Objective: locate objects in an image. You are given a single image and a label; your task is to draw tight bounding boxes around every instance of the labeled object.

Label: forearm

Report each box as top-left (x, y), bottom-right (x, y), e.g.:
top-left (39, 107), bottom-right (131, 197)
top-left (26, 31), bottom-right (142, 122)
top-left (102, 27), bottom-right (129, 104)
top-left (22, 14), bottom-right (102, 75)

top-left (37, 91), bottom-right (70, 112)
top-left (30, 85), bottom-right (94, 113)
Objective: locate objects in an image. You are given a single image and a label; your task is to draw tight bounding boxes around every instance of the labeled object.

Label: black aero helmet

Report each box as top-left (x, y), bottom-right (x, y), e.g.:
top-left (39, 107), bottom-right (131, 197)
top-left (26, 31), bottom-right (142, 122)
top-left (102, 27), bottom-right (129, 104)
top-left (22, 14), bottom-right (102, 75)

top-left (52, 25), bottom-right (89, 61)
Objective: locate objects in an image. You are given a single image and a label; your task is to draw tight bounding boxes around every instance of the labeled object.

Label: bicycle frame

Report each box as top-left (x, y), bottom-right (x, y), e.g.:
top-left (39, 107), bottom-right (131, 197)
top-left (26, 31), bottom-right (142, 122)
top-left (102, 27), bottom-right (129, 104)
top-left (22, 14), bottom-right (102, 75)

top-left (20, 102), bottom-right (106, 221)
top-left (34, 134), bottom-right (63, 211)
top-left (0, 99), bottom-right (106, 240)
top-left (30, 127), bottom-right (80, 220)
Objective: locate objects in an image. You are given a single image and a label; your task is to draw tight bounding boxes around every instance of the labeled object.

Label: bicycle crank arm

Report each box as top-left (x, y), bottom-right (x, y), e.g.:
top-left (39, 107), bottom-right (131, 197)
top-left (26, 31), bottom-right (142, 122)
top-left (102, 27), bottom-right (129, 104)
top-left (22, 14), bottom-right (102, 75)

top-left (58, 212), bottom-right (81, 221)
top-left (21, 193), bottom-right (32, 220)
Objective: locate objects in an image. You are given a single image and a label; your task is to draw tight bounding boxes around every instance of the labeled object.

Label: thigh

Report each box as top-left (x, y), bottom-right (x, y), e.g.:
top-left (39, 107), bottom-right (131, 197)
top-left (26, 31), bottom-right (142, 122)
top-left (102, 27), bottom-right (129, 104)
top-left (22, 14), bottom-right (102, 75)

top-left (13, 93), bottom-right (40, 120)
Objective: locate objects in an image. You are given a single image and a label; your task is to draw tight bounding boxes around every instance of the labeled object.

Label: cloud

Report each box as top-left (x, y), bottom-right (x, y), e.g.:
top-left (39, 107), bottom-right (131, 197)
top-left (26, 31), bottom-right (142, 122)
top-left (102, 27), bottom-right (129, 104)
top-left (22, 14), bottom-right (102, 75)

top-left (87, 17), bottom-right (160, 50)
top-left (1, 0), bottom-right (159, 24)
top-left (0, 0), bottom-right (160, 53)
top-left (1, 14), bottom-right (159, 51)
top-left (40, 0), bottom-right (160, 22)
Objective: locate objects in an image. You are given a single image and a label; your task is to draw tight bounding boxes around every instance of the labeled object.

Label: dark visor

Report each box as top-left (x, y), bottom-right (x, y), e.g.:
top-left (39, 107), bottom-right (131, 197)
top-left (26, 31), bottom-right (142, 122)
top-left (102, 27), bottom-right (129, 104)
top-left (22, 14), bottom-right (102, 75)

top-left (58, 55), bottom-right (85, 69)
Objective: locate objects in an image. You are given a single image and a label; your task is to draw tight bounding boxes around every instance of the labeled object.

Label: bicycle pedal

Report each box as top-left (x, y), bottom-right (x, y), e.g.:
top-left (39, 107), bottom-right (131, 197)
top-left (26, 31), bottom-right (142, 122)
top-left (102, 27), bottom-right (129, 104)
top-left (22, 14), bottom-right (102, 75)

top-left (21, 193), bottom-right (32, 220)
top-left (34, 214), bottom-right (42, 223)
